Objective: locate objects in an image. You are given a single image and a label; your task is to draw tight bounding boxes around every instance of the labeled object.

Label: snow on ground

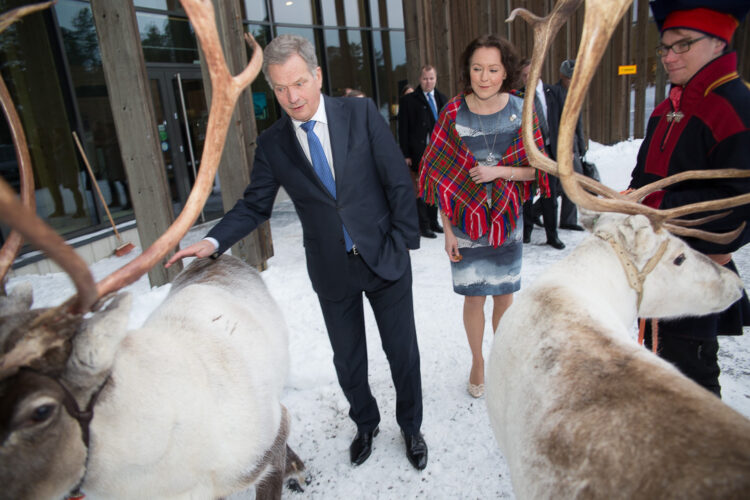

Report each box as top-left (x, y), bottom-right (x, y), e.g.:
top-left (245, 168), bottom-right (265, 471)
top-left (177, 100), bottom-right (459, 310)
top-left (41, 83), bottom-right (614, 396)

top-left (7, 139), bottom-right (750, 499)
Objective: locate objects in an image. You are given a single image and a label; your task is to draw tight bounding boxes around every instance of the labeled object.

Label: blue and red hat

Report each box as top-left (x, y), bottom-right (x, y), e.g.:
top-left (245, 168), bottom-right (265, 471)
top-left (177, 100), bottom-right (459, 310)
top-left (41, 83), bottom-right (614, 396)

top-left (650, 0), bottom-right (749, 43)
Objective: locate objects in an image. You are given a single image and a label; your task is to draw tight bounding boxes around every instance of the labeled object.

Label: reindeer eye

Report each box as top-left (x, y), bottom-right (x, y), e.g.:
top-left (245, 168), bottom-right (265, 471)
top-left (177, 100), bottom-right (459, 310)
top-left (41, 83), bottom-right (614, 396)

top-left (673, 253), bottom-right (686, 266)
top-left (31, 404), bottom-right (55, 423)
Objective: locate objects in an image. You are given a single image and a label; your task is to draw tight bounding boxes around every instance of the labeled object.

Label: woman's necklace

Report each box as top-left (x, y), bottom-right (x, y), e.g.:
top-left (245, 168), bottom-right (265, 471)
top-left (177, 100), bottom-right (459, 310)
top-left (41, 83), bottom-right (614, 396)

top-left (476, 113), bottom-right (498, 165)
top-left (473, 95), bottom-right (500, 165)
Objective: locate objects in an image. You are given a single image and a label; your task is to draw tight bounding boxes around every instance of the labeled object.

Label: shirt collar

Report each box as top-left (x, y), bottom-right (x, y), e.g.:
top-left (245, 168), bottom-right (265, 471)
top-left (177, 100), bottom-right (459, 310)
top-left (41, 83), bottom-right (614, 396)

top-left (292, 97), bottom-right (328, 130)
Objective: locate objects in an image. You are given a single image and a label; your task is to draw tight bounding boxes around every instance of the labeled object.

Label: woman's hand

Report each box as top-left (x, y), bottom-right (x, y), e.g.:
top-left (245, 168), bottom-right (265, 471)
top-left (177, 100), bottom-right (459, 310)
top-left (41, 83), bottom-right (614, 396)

top-left (444, 231), bottom-right (462, 262)
top-left (469, 165), bottom-right (500, 184)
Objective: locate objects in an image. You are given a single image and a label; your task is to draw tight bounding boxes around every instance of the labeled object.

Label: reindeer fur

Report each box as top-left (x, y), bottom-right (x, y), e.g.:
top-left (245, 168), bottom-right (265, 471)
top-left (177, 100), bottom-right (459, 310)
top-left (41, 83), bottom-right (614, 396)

top-left (487, 212), bottom-right (750, 499)
top-left (0, 255), bottom-right (302, 499)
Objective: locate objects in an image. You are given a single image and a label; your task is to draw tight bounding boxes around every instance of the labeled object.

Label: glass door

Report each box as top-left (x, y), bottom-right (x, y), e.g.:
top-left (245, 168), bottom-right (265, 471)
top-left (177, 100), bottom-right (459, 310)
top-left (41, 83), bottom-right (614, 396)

top-left (148, 66), bottom-right (222, 221)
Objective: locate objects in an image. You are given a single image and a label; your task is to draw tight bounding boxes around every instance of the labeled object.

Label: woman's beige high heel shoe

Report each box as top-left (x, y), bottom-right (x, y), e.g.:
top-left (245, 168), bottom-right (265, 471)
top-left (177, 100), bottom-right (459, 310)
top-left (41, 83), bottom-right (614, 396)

top-left (467, 381), bottom-right (484, 398)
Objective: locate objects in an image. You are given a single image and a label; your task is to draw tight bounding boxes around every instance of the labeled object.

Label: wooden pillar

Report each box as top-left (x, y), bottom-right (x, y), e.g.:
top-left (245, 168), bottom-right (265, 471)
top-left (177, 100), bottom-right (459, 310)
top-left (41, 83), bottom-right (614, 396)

top-left (206, 0), bottom-right (273, 270)
top-left (90, 0), bottom-right (180, 286)
top-left (633, 0), bottom-right (649, 138)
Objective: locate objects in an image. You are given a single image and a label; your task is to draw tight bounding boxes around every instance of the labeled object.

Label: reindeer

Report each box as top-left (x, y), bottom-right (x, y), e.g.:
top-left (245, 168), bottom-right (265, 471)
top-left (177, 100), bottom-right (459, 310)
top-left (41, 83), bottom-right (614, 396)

top-left (486, 0), bottom-right (750, 497)
top-left (0, 2), bottom-right (304, 498)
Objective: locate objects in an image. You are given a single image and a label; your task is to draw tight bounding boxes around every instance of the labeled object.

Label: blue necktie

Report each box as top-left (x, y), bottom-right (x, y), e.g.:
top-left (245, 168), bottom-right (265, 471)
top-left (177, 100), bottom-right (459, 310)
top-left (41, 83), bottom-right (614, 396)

top-left (427, 92), bottom-right (438, 121)
top-left (300, 120), bottom-right (354, 251)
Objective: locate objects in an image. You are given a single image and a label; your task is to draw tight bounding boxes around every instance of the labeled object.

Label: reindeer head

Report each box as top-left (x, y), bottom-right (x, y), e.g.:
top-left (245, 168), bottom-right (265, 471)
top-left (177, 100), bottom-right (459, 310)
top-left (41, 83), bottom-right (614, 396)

top-left (0, 1), bottom-right (262, 497)
top-left (581, 211), bottom-right (744, 320)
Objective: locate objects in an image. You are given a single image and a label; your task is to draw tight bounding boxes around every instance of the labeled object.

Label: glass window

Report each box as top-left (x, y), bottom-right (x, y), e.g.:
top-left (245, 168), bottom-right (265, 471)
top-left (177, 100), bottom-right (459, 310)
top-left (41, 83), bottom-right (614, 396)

top-left (271, 0), bottom-right (314, 25)
top-left (323, 29), bottom-right (373, 97)
top-left (321, 0), bottom-right (365, 27)
top-left (0, 0), bottom-right (93, 242)
top-left (133, 0), bottom-right (184, 11)
top-left (243, 0), bottom-right (269, 22)
top-left (369, 0), bottom-right (404, 28)
top-left (136, 11), bottom-right (199, 64)
top-left (372, 29), bottom-right (406, 125)
top-left (246, 24), bottom-right (279, 133)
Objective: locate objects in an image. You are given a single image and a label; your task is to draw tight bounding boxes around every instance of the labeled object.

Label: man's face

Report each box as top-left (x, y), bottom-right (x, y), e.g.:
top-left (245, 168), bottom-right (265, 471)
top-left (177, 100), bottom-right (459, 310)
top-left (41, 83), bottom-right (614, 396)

top-left (268, 54), bottom-right (323, 122)
top-left (660, 28), bottom-right (725, 86)
top-left (420, 69), bottom-right (437, 93)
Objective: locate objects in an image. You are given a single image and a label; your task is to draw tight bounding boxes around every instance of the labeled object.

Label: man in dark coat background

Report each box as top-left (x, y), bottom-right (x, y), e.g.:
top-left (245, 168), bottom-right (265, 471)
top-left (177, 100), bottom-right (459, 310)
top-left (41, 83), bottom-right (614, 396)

top-left (167, 34), bottom-right (428, 470)
top-left (398, 65), bottom-right (448, 238)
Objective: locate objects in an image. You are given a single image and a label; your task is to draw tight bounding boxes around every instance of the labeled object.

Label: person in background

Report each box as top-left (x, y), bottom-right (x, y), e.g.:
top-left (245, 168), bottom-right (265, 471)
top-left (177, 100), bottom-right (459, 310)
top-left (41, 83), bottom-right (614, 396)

top-left (518, 58), bottom-right (566, 249)
top-left (629, 0), bottom-right (750, 397)
top-left (548, 59), bottom-right (587, 231)
top-left (344, 88), bottom-right (366, 98)
top-left (419, 34), bottom-right (549, 399)
top-left (167, 34), bottom-right (428, 470)
top-left (401, 83), bottom-right (415, 96)
top-left (398, 65), bottom-right (448, 238)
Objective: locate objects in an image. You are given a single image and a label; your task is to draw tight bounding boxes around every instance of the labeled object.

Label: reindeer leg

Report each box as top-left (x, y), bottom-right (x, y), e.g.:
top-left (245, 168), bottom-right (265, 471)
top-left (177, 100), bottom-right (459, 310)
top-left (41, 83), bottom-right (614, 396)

top-left (254, 405), bottom-right (296, 500)
top-left (284, 444), bottom-right (308, 493)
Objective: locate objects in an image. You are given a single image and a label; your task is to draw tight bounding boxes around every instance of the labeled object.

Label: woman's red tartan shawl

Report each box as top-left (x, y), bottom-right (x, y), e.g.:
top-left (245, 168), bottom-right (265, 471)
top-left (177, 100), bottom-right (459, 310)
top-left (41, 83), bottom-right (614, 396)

top-left (418, 93), bottom-right (550, 247)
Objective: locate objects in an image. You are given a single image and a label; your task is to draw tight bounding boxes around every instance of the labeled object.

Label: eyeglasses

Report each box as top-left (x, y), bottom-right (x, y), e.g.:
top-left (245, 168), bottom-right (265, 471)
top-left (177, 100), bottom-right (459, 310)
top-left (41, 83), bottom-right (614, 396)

top-left (655, 36), bottom-right (707, 57)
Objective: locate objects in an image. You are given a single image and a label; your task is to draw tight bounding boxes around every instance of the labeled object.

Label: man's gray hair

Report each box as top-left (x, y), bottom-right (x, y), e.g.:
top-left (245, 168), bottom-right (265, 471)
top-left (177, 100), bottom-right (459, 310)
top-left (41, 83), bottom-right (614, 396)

top-left (262, 34), bottom-right (319, 86)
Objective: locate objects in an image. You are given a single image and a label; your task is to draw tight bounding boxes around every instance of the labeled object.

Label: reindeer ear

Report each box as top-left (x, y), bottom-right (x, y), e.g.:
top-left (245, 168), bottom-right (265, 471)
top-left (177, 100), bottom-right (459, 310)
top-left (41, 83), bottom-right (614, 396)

top-left (617, 215), bottom-right (660, 260)
top-left (66, 292), bottom-right (132, 383)
top-left (578, 208), bottom-right (599, 232)
top-left (0, 282), bottom-right (33, 316)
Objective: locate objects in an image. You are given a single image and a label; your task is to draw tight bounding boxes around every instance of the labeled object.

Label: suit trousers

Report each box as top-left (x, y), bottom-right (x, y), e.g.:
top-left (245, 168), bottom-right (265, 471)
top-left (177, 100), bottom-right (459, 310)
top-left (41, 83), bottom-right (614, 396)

top-left (417, 198), bottom-right (439, 232)
top-left (317, 252), bottom-right (423, 435)
top-left (524, 175), bottom-right (560, 242)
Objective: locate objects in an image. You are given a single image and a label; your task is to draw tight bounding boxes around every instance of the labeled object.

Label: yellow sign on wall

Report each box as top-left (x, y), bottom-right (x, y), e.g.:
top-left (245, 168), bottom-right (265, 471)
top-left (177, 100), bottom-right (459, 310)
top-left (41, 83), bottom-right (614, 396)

top-left (618, 65), bottom-right (637, 75)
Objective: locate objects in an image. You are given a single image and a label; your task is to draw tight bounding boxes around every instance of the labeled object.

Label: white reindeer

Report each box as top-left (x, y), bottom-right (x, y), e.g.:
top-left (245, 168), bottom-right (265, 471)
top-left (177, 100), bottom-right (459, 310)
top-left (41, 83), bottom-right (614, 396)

top-left (486, 212), bottom-right (750, 498)
top-left (0, 255), bottom-right (304, 499)
top-left (0, 2), bottom-right (304, 498)
top-left (489, 1), bottom-right (750, 497)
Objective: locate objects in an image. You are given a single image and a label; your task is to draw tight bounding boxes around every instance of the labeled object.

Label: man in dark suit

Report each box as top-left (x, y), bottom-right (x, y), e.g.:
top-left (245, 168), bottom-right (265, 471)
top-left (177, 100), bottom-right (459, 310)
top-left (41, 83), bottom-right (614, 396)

top-left (397, 65), bottom-right (447, 238)
top-left (518, 59), bottom-right (566, 249)
top-left (547, 59), bottom-right (586, 231)
top-left (167, 35), bottom-right (427, 470)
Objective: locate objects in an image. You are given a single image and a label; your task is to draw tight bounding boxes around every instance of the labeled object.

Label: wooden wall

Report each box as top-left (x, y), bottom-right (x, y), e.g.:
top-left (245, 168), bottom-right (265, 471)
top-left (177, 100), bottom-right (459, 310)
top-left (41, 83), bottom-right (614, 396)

top-left (403, 0), bottom-right (750, 146)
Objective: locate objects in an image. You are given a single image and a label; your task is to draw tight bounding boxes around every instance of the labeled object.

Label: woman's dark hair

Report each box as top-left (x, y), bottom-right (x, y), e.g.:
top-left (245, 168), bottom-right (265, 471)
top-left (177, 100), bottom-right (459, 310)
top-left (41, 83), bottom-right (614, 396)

top-left (459, 34), bottom-right (521, 94)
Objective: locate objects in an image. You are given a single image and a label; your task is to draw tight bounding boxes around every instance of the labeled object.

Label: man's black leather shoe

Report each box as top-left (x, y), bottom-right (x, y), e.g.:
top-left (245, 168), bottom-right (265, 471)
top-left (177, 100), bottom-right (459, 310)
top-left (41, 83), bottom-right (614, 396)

top-left (547, 237), bottom-right (565, 250)
top-left (560, 224), bottom-right (584, 231)
top-left (523, 233), bottom-right (531, 244)
top-left (403, 432), bottom-right (428, 470)
top-left (420, 229), bottom-right (437, 238)
top-left (430, 224), bottom-right (444, 234)
top-left (350, 427), bottom-right (379, 465)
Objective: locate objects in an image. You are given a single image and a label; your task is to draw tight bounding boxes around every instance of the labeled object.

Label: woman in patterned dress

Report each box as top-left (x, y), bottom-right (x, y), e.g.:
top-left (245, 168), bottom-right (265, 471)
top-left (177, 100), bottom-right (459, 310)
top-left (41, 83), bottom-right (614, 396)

top-left (419, 34), bottom-right (549, 398)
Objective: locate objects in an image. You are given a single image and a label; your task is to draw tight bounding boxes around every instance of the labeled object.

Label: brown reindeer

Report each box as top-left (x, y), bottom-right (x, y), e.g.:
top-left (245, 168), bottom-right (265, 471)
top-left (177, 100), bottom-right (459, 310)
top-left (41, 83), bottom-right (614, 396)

top-left (487, 0), bottom-right (750, 498)
top-left (0, 1), bottom-right (304, 499)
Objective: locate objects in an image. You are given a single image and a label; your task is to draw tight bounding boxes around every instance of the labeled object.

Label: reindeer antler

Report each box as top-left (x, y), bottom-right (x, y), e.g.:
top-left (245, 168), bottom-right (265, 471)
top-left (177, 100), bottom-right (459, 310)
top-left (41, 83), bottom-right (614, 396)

top-left (0, 0), bottom-right (262, 377)
top-left (513, 0), bottom-right (750, 244)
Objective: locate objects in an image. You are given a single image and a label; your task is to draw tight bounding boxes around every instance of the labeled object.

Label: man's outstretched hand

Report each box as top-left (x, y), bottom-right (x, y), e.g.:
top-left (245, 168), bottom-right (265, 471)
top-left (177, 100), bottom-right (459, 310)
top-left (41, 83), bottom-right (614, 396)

top-left (165, 240), bottom-right (216, 268)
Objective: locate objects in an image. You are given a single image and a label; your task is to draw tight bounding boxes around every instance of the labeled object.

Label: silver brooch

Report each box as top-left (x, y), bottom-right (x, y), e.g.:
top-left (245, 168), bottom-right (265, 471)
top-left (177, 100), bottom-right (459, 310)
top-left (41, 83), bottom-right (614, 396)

top-left (666, 111), bottom-right (684, 123)
top-left (510, 114), bottom-right (517, 122)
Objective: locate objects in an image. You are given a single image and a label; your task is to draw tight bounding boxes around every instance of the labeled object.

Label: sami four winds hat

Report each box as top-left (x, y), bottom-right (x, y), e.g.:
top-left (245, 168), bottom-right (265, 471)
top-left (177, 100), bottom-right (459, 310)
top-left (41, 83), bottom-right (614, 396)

top-left (650, 0), bottom-right (750, 43)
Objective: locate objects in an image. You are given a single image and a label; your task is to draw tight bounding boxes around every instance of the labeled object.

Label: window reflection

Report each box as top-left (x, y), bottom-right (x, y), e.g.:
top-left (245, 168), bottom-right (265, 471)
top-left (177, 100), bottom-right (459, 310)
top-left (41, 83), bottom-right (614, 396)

top-left (321, 0), bottom-right (364, 27)
top-left (133, 0), bottom-right (184, 11)
top-left (324, 29), bottom-right (373, 97)
top-left (243, 0), bottom-right (268, 22)
top-left (137, 11), bottom-right (199, 64)
top-left (1, 0), bottom-right (102, 244)
top-left (271, 0), bottom-right (314, 25)
top-left (372, 30), bottom-right (407, 129)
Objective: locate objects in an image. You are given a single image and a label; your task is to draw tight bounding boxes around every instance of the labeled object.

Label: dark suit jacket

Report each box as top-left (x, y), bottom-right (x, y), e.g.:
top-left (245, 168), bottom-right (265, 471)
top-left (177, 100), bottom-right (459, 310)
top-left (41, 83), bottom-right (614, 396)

top-left (207, 95), bottom-right (420, 300)
top-left (397, 85), bottom-right (448, 170)
top-left (545, 82), bottom-right (586, 163)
